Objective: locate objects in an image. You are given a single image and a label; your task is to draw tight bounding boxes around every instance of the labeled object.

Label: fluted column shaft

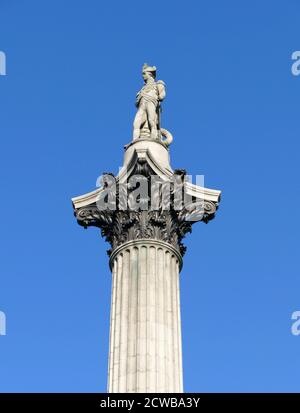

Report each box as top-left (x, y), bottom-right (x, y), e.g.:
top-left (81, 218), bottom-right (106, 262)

top-left (107, 239), bottom-right (183, 393)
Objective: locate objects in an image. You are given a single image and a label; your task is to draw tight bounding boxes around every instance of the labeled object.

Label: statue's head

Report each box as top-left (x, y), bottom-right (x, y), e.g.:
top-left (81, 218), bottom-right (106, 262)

top-left (142, 63), bottom-right (156, 81)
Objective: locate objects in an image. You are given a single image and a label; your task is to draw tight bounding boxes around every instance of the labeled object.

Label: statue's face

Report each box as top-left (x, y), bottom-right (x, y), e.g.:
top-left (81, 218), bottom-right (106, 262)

top-left (142, 71), bottom-right (151, 81)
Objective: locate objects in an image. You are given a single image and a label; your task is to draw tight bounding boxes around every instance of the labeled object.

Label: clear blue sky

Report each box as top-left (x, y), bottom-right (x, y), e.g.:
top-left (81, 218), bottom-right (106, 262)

top-left (0, 0), bottom-right (300, 392)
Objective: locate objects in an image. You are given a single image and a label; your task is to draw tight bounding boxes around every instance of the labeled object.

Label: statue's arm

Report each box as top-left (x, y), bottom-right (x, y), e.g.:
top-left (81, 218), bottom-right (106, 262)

top-left (157, 80), bottom-right (166, 101)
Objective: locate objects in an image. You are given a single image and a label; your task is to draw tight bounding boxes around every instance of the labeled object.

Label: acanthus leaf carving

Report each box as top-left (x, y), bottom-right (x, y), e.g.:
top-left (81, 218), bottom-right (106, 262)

top-left (74, 164), bottom-right (218, 256)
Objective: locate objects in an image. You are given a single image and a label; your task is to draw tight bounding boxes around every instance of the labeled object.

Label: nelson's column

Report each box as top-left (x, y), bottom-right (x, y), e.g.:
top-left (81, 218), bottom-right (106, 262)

top-left (72, 64), bottom-right (221, 393)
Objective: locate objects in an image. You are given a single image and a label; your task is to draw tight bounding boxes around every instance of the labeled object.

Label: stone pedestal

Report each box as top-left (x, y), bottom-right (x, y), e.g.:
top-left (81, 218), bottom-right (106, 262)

top-left (108, 239), bottom-right (183, 393)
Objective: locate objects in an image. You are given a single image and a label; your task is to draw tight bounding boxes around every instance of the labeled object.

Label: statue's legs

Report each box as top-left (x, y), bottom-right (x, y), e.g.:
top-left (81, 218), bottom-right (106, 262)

top-left (133, 107), bottom-right (147, 140)
top-left (133, 100), bottom-right (158, 140)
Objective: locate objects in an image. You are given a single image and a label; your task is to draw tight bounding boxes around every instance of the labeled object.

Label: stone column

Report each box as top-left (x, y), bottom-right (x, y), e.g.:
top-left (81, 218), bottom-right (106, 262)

top-left (72, 139), bottom-right (220, 393)
top-left (107, 239), bottom-right (183, 393)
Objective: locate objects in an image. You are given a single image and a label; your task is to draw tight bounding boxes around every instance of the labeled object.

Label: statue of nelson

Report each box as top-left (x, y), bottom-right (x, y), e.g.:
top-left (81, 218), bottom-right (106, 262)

top-left (133, 63), bottom-right (166, 141)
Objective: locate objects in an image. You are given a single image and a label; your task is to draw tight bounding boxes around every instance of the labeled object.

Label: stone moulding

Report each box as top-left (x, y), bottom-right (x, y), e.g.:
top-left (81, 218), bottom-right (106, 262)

top-left (72, 141), bottom-right (221, 209)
